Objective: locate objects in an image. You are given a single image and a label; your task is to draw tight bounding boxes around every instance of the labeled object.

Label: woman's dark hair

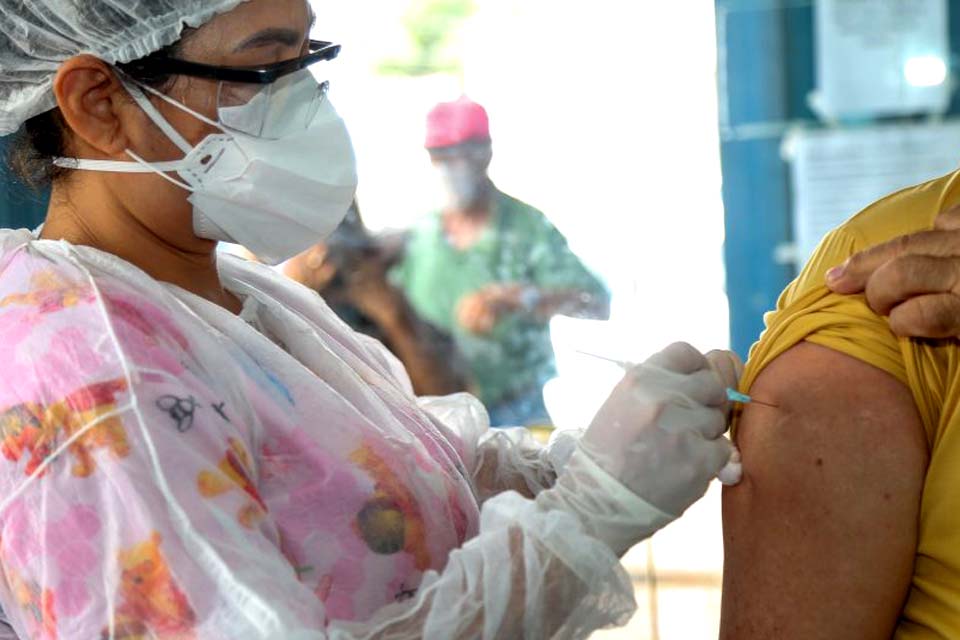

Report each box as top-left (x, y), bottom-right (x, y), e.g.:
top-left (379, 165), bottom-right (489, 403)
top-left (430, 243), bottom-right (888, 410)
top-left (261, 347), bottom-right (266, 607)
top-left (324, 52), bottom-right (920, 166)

top-left (8, 32), bottom-right (193, 190)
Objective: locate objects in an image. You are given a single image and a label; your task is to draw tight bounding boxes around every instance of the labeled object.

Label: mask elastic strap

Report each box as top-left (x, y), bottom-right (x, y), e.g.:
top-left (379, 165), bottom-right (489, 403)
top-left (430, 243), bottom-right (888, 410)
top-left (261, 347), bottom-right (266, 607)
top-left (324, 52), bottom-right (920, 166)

top-left (119, 78), bottom-right (194, 154)
top-left (52, 72), bottom-right (221, 191)
top-left (128, 76), bottom-right (225, 135)
top-left (52, 154), bottom-right (194, 192)
top-left (53, 156), bottom-right (181, 173)
top-left (125, 150), bottom-right (195, 191)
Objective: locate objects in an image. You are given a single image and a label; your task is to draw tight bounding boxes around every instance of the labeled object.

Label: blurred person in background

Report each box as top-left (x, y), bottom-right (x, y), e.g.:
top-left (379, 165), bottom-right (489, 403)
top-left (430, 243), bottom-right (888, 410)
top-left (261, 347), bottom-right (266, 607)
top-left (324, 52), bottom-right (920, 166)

top-left (283, 201), bottom-right (471, 396)
top-left (392, 97), bottom-right (611, 427)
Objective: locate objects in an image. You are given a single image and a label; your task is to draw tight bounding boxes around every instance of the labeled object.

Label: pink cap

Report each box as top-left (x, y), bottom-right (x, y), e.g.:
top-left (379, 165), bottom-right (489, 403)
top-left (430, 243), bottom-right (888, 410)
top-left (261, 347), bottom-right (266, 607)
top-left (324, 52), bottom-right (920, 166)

top-left (425, 96), bottom-right (491, 149)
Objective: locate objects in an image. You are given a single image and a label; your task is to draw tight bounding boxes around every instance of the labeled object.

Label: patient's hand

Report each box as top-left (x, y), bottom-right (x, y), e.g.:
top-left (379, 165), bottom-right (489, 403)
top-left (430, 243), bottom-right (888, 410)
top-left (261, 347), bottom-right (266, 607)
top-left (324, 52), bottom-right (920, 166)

top-left (828, 204), bottom-right (960, 338)
top-left (720, 342), bottom-right (928, 640)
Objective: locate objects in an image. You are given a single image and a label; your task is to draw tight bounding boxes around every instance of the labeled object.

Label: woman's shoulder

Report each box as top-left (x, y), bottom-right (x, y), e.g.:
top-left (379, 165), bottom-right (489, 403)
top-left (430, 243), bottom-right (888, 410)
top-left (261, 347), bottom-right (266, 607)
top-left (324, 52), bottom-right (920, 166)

top-left (0, 236), bottom-right (99, 319)
top-left (0, 235), bottom-right (169, 325)
top-left (0, 236), bottom-right (192, 402)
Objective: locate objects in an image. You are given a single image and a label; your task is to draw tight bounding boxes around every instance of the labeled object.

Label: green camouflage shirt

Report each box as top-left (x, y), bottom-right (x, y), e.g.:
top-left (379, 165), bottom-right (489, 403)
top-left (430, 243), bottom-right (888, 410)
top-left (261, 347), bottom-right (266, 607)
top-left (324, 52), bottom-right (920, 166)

top-left (391, 190), bottom-right (608, 406)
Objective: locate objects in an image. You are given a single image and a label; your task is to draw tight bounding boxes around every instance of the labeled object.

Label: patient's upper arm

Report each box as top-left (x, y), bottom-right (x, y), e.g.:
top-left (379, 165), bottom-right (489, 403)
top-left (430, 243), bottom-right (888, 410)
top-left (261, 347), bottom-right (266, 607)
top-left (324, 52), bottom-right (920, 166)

top-left (720, 342), bottom-right (928, 640)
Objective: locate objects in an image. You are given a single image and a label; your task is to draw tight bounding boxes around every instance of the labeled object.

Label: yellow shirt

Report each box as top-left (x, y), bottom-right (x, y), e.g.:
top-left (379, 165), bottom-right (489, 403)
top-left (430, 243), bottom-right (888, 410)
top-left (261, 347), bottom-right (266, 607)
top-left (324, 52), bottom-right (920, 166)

top-left (740, 170), bottom-right (960, 638)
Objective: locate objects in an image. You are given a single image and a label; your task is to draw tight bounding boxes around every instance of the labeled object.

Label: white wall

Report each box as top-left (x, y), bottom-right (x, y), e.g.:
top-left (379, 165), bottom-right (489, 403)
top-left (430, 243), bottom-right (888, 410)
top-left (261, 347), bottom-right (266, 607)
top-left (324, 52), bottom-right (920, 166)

top-left (314, 1), bottom-right (728, 369)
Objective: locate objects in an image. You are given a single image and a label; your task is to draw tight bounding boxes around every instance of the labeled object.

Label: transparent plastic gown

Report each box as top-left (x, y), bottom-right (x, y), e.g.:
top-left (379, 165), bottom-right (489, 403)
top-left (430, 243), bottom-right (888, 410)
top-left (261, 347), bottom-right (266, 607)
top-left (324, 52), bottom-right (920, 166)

top-left (0, 230), bottom-right (635, 639)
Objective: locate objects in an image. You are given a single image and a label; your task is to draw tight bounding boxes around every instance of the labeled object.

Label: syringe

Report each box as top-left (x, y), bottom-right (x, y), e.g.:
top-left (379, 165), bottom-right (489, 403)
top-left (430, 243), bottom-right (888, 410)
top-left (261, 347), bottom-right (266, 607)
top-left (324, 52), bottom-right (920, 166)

top-left (575, 350), bottom-right (777, 408)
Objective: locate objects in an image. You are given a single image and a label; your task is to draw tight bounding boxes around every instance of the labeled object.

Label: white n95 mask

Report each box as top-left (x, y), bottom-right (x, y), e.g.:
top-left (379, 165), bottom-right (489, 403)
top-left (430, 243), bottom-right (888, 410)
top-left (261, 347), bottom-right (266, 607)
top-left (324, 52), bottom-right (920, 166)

top-left (55, 70), bottom-right (358, 265)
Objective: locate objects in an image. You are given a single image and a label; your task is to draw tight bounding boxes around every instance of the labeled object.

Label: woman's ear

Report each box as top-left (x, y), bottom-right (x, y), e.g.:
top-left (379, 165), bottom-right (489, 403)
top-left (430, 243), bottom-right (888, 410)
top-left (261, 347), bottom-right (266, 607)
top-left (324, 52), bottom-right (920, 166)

top-left (52, 55), bottom-right (130, 158)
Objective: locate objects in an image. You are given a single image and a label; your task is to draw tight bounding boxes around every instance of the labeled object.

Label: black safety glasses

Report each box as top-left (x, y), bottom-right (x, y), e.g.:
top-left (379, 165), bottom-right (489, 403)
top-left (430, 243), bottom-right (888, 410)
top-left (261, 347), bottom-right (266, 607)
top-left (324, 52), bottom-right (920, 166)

top-left (122, 40), bottom-right (341, 85)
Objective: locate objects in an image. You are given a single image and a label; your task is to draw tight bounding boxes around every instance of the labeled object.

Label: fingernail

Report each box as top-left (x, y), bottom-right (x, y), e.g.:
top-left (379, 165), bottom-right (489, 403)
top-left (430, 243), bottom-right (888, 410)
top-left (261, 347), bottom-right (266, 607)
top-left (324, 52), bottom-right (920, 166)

top-left (826, 263), bottom-right (846, 283)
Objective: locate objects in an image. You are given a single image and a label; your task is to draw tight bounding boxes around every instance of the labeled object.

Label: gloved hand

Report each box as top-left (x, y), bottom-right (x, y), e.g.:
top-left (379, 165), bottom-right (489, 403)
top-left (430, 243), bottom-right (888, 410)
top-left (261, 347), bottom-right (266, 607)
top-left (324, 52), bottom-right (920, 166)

top-left (537, 342), bottom-right (738, 555)
top-left (706, 349), bottom-right (743, 395)
top-left (706, 349), bottom-right (744, 486)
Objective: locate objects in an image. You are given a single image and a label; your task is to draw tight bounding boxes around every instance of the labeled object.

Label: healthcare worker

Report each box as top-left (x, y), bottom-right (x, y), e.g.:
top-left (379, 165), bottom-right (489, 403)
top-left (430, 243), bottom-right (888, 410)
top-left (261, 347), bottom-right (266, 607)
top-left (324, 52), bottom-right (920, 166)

top-left (0, 1), bottom-right (740, 638)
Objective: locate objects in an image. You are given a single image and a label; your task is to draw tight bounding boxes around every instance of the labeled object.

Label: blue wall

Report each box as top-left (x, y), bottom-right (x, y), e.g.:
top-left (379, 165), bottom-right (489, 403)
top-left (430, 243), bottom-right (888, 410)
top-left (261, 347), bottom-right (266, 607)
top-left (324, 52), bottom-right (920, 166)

top-left (718, 0), bottom-right (960, 358)
top-left (0, 136), bottom-right (49, 231)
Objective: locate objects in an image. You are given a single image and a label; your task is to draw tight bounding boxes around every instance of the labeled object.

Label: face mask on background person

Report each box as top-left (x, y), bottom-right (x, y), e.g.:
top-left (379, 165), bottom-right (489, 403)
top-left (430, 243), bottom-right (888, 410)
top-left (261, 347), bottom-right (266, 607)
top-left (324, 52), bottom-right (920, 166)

top-left (56, 69), bottom-right (359, 265)
top-left (437, 162), bottom-right (487, 211)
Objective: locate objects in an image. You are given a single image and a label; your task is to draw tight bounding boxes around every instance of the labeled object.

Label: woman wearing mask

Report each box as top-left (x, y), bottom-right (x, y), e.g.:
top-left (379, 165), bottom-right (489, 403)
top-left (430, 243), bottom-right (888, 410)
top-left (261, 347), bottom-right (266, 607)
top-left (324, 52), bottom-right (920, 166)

top-left (0, 1), bottom-right (740, 638)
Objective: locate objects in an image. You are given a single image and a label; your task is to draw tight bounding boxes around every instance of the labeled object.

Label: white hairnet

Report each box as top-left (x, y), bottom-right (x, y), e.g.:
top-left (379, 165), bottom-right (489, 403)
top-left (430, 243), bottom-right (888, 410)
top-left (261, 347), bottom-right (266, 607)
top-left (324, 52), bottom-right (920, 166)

top-left (0, 0), bottom-right (249, 135)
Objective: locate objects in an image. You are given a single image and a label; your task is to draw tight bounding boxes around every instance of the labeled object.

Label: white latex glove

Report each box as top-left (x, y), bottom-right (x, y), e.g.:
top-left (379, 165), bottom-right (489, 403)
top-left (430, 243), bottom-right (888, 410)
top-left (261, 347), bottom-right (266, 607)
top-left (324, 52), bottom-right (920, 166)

top-left (706, 348), bottom-right (744, 392)
top-left (538, 342), bottom-right (738, 555)
top-left (706, 349), bottom-right (744, 486)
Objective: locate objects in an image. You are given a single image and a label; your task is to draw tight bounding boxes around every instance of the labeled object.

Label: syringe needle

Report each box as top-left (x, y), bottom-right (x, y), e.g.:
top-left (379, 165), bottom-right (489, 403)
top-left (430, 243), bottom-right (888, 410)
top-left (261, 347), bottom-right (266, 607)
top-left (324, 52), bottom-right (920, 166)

top-left (577, 350), bottom-right (779, 407)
